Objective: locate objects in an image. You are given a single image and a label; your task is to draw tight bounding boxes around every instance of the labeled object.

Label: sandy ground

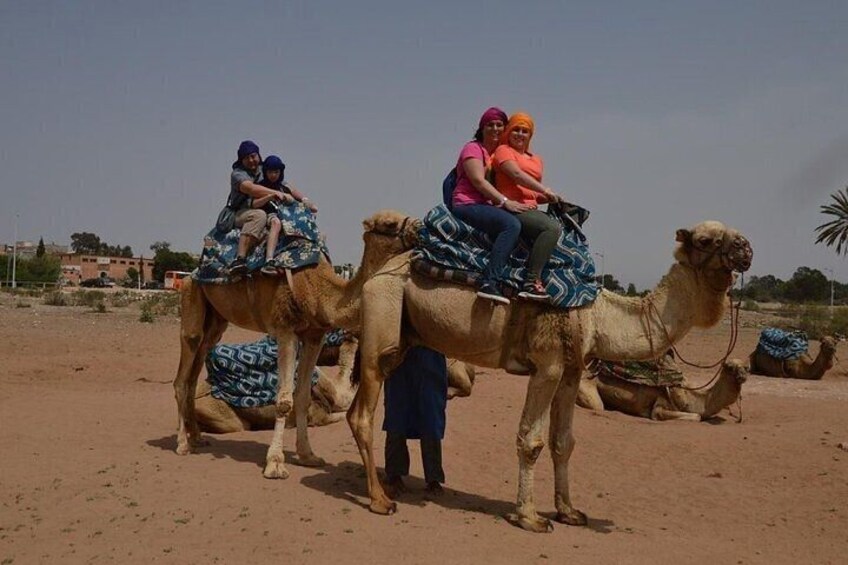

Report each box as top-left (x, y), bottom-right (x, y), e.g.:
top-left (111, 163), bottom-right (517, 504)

top-left (1, 295), bottom-right (847, 564)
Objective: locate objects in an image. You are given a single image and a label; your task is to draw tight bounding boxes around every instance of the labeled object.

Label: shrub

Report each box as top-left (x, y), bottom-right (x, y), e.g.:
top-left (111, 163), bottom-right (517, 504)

top-left (92, 301), bottom-right (108, 313)
top-left (140, 292), bottom-right (181, 317)
top-left (16, 300), bottom-right (31, 308)
top-left (43, 291), bottom-right (68, 306)
top-left (73, 290), bottom-right (106, 308)
top-left (139, 302), bottom-right (155, 323)
top-left (110, 290), bottom-right (133, 308)
top-left (742, 299), bottom-right (760, 312)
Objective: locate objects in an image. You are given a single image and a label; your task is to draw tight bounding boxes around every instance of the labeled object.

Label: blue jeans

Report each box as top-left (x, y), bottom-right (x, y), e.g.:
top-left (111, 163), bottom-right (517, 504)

top-left (453, 204), bottom-right (521, 287)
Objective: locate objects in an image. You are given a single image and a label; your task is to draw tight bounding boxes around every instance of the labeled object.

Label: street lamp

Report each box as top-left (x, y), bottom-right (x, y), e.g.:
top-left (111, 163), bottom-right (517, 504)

top-left (823, 267), bottom-right (835, 313)
top-left (593, 252), bottom-right (605, 289)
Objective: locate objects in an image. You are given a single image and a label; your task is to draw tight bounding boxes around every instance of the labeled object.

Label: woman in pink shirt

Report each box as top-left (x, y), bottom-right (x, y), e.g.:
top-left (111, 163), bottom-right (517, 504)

top-left (491, 112), bottom-right (563, 301)
top-left (451, 107), bottom-right (533, 304)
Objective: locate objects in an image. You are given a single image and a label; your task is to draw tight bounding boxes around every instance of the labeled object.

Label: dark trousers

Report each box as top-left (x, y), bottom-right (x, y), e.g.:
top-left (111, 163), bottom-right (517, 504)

top-left (385, 432), bottom-right (445, 484)
top-left (517, 209), bottom-right (562, 279)
top-left (452, 204), bottom-right (521, 287)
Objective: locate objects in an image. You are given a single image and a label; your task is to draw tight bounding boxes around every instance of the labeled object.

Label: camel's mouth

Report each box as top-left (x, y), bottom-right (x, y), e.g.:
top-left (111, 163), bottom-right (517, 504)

top-left (723, 236), bottom-right (753, 273)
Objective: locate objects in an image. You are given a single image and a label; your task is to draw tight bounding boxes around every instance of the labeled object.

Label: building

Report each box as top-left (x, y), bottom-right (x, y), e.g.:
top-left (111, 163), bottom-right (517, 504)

top-left (2, 241), bottom-right (68, 257)
top-left (58, 253), bottom-right (154, 284)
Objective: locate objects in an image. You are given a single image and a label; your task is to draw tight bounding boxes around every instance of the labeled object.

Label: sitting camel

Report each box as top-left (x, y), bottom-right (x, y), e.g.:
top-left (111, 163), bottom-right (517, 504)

top-left (348, 219), bottom-right (752, 532)
top-left (174, 210), bottom-right (421, 481)
top-left (577, 358), bottom-right (748, 421)
top-left (749, 336), bottom-right (838, 380)
top-left (193, 339), bottom-right (475, 432)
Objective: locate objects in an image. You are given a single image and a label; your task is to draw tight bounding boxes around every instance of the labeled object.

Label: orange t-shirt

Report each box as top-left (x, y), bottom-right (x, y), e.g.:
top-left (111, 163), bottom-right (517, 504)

top-left (491, 145), bottom-right (544, 205)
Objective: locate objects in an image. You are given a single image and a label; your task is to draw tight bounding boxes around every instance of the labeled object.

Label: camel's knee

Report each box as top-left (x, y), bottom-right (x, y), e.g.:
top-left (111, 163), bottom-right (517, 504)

top-left (516, 434), bottom-right (545, 464)
top-left (275, 393), bottom-right (293, 418)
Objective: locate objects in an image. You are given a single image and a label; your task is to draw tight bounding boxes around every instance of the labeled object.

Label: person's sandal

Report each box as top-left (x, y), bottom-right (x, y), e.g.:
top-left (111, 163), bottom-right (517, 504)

top-left (518, 279), bottom-right (549, 301)
top-left (260, 259), bottom-right (278, 275)
top-left (227, 257), bottom-right (248, 277)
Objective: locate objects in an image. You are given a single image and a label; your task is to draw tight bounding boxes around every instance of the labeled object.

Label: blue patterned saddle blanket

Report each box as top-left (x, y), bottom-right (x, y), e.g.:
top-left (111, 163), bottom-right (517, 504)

top-left (205, 335), bottom-right (321, 409)
top-left (193, 202), bottom-right (330, 284)
top-left (413, 203), bottom-right (600, 309)
top-left (756, 327), bottom-right (809, 360)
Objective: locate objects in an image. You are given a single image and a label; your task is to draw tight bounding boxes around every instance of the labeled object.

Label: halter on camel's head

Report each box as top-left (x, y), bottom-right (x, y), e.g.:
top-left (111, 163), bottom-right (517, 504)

top-left (362, 209), bottom-right (423, 251)
top-left (674, 220), bottom-right (753, 289)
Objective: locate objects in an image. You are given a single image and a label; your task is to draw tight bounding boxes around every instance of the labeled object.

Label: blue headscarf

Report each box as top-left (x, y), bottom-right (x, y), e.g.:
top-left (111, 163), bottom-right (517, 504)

top-left (262, 155), bottom-right (286, 188)
top-left (237, 140), bottom-right (260, 160)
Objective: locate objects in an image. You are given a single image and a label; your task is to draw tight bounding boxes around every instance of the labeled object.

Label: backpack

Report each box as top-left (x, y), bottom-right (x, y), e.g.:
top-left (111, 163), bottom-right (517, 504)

top-left (443, 141), bottom-right (488, 210)
top-left (442, 168), bottom-right (458, 210)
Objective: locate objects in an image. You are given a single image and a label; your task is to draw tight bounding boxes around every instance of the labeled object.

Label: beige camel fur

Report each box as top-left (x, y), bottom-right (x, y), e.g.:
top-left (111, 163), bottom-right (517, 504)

top-left (173, 210), bottom-right (420, 481)
top-left (577, 359), bottom-right (747, 421)
top-left (348, 220), bottom-right (752, 532)
top-left (749, 336), bottom-right (838, 380)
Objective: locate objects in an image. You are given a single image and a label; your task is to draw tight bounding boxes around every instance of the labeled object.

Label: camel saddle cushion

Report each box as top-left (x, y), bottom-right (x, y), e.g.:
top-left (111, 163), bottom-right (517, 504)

top-left (589, 355), bottom-right (685, 388)
top-left (756, 327), bottom-right (809, 360)
top-left (193, 202), bottom-right (329, 284)
top-left (205, 335), bottom-right (319, 408)
top-left (413, 203), bottom-right (599, 308)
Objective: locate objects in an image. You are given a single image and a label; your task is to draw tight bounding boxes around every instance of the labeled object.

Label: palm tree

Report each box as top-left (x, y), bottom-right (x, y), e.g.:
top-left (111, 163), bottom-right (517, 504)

top-left (815, 187), bottom-right (848, 255)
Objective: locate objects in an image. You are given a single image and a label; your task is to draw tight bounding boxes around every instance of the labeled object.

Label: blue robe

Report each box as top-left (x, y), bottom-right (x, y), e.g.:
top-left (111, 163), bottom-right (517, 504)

top-left (382, 346), bottom-right (448, 440)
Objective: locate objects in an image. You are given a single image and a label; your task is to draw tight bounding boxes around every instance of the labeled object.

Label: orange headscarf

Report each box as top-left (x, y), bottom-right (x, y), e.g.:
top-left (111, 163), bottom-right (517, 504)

top-left (501, 112), bottom-right (535, 151)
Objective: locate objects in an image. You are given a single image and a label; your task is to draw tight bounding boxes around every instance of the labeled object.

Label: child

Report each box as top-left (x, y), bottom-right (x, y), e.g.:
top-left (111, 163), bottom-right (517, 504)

top-left (256, 155), bottom-right (318, 274)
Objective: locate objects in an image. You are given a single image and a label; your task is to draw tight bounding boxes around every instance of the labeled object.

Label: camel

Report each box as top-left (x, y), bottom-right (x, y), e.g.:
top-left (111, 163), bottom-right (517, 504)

top-left (193, 340), bottom-right (476, 432)
top-left (749, 336), bottom-right (838, 380)
top-left (348, 219), bottom-right (752, 532)
top-left (173, 210), bottom-right (421, 481)
top-left (576, 358), bottom-right (748, 421)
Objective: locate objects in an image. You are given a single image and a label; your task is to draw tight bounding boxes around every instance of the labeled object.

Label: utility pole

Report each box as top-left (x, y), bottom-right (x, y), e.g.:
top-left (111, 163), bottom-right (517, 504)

top-left (11, 214), bottom-right (19, 289)
top-left (593, 252), bottom-right (605, 289)
top-left (824, 267), bottom-right (835, 315)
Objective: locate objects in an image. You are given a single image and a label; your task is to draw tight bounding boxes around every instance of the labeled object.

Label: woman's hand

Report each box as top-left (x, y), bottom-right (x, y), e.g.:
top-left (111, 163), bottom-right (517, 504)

top-left (303, 198), bottom-right (318, 213)
top-left (504, 200), bottom-right (533, 213)
top-left (541, 187), bottom-right (562, 203)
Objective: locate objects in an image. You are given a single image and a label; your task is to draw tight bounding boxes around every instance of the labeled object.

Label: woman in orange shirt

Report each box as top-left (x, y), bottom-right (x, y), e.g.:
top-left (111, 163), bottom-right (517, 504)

top-left (491, 112), bottom-right (563, 301)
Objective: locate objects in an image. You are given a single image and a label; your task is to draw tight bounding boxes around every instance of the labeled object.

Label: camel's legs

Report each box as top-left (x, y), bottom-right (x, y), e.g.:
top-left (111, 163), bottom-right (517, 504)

top-left (263, 331), bottom-right (298, 479)
top-left (576, 378), bottom-right (604, 412)
top-left (346, 365), bottom-right (395, 515)
top-left (508, 361), bottom-right (564, 533)
top-left (291, 335), bottom-right (326, 466)
top-left (174, 282), bottom-right (228, 454)
top-left (549, 367), bottom-right (588, 526)
top-left (651, 405), bottom-right (701, 421)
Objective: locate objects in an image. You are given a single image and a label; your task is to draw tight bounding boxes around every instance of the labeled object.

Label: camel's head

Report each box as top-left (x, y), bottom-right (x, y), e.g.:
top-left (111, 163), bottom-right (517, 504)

top-left (820, 336), bottom-right (839, 356)
top-left (674, 221), bottom-right (753, 285)
top-left (723, 359), bottom-right (748, 386)
top-left (362, 210), bottom-right (423, 252)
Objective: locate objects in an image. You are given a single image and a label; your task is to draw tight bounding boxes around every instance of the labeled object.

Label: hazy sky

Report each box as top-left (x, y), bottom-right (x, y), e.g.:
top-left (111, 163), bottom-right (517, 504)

top-left (2, 1), bottom-right (847, 288)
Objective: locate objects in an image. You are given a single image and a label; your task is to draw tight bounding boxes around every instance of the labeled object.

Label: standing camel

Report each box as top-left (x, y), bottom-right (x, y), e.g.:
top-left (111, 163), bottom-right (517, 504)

top-left (174, 210), bottom-right (420, 481)
top-left (348, 220), bottom-right (752, 532)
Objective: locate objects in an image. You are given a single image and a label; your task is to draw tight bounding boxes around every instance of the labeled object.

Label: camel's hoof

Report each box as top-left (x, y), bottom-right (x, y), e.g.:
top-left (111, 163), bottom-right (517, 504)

top-left (175, 442), bottom-right (192, 456)
top-left (505, 513), bottom-right (554, 533)
top-left (293, 453), bottom-right (326, 468)
top-left (369, 498), bottom-right (397, 515)
top-left (555, 508), bottom-right (588, 526)
top-left (262, 461), bottom-right (290, 480)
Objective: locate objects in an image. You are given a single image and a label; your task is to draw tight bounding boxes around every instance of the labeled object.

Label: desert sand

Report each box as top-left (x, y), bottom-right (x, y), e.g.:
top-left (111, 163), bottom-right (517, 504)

top-left (1, 295), bottom-right (847, 564)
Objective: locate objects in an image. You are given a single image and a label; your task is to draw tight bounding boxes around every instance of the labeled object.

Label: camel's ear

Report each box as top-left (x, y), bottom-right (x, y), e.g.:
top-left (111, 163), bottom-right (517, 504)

top-left (675, 229), bottom-right (691, 244)
top-left (362, 217), bottom-right (374, 232)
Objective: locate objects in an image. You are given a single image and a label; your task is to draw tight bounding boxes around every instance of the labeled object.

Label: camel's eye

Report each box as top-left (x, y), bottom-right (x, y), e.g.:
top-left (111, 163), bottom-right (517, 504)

top-left (697, 237), bottom-right (712, 247)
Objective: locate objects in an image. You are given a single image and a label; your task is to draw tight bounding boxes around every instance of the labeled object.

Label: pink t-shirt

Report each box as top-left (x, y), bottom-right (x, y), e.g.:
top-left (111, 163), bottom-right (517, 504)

top-left (451, 141), bottom-right (490, 206)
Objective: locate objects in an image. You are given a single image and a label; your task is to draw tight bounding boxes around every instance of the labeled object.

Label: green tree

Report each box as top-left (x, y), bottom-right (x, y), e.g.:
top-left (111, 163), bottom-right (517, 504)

top-left (71, 232), bottom-right (102, 255)
top-left (150, 241), bottom-right (197, 282)
top-left (598, 274), bottom-right (624, 293)
top-left (125, 267), bottom-right (140, 286)
top-left (36, 237), bottom-right (45, 258)
top-left (782, 267), bottom-right (829, 303)
top-left (815, 186), bottom-right (848, 254)
top-left (626, 283), bottom-right (638, 296)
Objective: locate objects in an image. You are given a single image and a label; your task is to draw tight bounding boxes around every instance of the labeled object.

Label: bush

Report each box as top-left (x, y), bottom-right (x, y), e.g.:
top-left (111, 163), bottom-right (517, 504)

top-left (73, 290), bottom-right (106, 308)
top-left (43, 291), bottom-right (68, 306)
top-left (92, 301), bottom-right (108, 313)
top-left (742, 299), bottom-right (760, 312)
top-left (139, 302), bottom-right (155, 323)
top-left (140, 292), bottom-right (181, 317)
top-left (16, 300), bottom-right (31, 308)
top-left (109, 290), bottom-right (133, 308)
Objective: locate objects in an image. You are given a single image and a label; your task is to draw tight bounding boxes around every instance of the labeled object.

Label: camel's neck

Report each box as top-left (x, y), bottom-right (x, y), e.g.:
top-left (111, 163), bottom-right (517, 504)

top-left (312, 241), bottom-right (396, 331)
top-left (589, 263), bottom-right (728, 362)
top-left (806, 346), bottom-right (836, 380)
top-left (698, 372), bottom-right (742, 418)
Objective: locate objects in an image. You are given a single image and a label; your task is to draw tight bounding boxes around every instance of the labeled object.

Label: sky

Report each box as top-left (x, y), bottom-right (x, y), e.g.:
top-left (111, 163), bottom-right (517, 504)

top-left (1, 0), bottom-right (847, 289)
